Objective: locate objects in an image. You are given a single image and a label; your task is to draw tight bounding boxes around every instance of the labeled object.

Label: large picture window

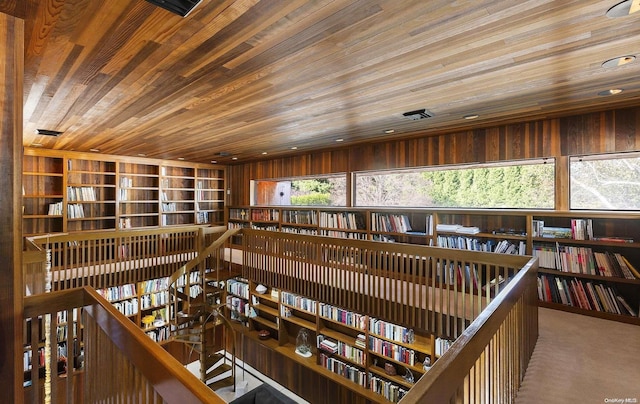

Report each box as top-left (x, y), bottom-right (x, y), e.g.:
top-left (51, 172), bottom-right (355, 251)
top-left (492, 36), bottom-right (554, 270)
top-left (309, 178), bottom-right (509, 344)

top-left (570, 152), bottom-right (640, 210)
top-left (251, 174), bottom-right (347, 206)
top-left (353, 159), bottom-right (555, 209)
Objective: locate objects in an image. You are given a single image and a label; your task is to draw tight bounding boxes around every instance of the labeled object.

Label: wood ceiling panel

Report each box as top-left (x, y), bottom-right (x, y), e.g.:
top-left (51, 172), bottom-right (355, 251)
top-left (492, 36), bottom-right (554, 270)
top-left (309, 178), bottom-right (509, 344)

top-left (20, 0), bottom-right (640, 163)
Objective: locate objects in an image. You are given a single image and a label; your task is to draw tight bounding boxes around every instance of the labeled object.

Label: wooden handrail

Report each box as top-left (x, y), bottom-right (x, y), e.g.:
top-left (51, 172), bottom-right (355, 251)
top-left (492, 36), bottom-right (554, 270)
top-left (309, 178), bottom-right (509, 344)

top-left (167, 227), bottom-right (240, 286)
top-left (399, 258), bottom-right (538, 402)
top-left (23, 287), bottom-right (225, 404)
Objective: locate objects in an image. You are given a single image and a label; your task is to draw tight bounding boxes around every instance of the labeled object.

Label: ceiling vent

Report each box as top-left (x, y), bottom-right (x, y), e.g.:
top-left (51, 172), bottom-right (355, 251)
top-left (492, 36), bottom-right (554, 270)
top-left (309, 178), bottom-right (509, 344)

top-left (402, 109), bottom-right (433, 121)
top-left (35, 129), bottom-right (63, 137)
top-left (145, 0), bottom-right (203, 17)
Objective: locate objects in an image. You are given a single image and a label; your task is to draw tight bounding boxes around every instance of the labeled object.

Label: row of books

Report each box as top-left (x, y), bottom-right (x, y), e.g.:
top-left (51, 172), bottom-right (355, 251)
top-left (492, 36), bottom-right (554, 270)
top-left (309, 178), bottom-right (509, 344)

top-left (145, 326), bottom-right (170, 343)
top-left (319, 303), bottom-right (366, 330)
top-left (226, 296), bottom-right (249, 320)
top-left (56, 308), bottom-right (79, 324)
top-left (140, 292), bottom-right (168, 310)
top-left (227, 278), bottom-right (249, 299)
top-left (320, 353), bottom-right (368, 388)
top-left (251, 209), bottom-right (279, 222)
top-left (281, 226), bottom-right (318, 235)
top-left (318, 335), bottom-right (366, 365)
top-left (533, 244), bottom-right (639, 279)
top-left (97, 284), bottom-right (136, 302)
top-left (368, 336), bottom-right (416, 366)
top-left (319, 230), bottom-right (367, 239)
top-left (67, 186), bottom-right (97, 201)
top-left (282, 210), bottom-right (317, 225)
top-left (47, 201), bottom-right (63, 215)
top-left (140, 277), bottom-right (169, 294)
top-left (538, 275), bottom-right (638, 317)
top-left (56, 323), bottom-right (78, 341)
top-left (318, 211), bottom-right (364, 230)
top-left (532, 219), bottom-right (595, 240)
top-left (112, 298), bottom-right (138, 317)
top-left (370, 376), bottom-right (409, 403)
top-left (369, 318), bottom-right (414, 344)
top-left (371, 213), bottom-right (413, 233)
top-left (67, 203), bottom-right (85, 219)
top-left (281, 291), bottom-right (316, 313)
top-left (176, 271), bottom-right (200, 287)
top-left (437, 235), bottom-right (526, 255)
top-left (435, 337), bottom-right (454, 357)
top-left (196, 211), bottom-right (209, 224)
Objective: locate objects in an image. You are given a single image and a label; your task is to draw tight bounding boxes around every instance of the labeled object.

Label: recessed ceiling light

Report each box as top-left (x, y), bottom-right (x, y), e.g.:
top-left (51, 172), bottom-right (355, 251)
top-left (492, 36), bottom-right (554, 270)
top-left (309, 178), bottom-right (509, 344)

top-left (177, 157), bottom-right (185, 160)
top-left (291, 146), bottom-right (298, 150)
top-left (384, 129), bottom-right (395, 134)
top-left (211, 160), bottom-right (217, 164)
top-left (232, 157), bottom-right (238, 160)
top-left (89, 148), bottom-right (100, 152)
top-left (335, 138), bottom-right (344, 142)
top-left (598, 88), bottom-right (623, 96)
top-left (602, 55), bottom-right (636, 68)
top-left (261, 152), bottom-right (268, 155)
top-left (137, 153), bottom-right (146, 157)
top-left (464, 114), bottom-right (479, 120)
top-left (606, 0), bottom-right (640, 17)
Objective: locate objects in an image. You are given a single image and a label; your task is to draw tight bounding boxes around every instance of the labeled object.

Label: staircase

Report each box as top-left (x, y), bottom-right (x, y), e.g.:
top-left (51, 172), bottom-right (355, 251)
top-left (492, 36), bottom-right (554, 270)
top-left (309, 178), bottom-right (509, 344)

top-left (168, 228), bottom-right (240, 391)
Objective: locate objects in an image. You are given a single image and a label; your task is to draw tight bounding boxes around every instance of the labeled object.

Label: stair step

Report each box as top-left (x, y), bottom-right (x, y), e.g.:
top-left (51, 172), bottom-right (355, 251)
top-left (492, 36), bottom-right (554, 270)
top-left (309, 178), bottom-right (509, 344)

top-left (205, 363), bottom-right (233, 381)
top-left (207, 376), bottom-right (235, 391)
top-left (203, 352), bottom-right (225, 370)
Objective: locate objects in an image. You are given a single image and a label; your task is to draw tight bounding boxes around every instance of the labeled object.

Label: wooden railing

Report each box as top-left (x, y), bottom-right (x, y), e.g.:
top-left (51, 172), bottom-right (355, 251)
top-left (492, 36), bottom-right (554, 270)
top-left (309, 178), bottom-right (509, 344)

top-left (23, 287), bottom-right (225, 404)
top-left (242, 229), bottom-right (534, 339)
top-left (23, 226), bottom-right (538, 403)
top-left (25, 226), bottom-right (228, 294)
top-left (400, 258), bottom-right (539, 403)
top-left (240, 229), bottom-right (539, 402)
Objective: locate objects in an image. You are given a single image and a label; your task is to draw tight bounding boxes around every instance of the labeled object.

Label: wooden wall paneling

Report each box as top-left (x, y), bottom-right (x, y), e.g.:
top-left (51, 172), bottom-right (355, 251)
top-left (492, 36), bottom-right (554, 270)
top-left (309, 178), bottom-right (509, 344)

top-left (229, 107), bottom-right (640, 206)
top-left (0, 11), bottom-right (23, 403)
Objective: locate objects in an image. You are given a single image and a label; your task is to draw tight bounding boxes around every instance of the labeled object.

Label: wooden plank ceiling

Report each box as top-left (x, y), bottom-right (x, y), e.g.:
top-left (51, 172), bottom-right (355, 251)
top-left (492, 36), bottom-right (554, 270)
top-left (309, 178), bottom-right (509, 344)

top-left (21, 0), bottom-right (640, 164)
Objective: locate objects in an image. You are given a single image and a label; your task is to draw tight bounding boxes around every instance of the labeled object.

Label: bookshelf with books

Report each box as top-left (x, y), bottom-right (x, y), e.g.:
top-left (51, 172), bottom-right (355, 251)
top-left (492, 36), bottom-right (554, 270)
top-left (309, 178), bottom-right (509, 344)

top-left (318, 209), bottom-right (367, 240)
top-left (226, 277), bottom-right (250, 323)
top-left (195, 167), bottom-right (225, 225)
top-left (23, 148), bottom-right (226, 235)
top-left (369, 209), bottom-right (434, 245)
top-left (532, 213), bottom-right (640, 324)
top-left (248, 281), bottom-right (280, 343)
top-left (118, 162), bottom-right (160, 229)
top-left (435, 211), bottom-right (528, 255)
top-left (281, 208), bottom-right (319, 235)
top-left (160, 165), bottom-right (196, 227)
top-left (23, 309), bottom-right (84, 389)
top-left (96, 283), bottom-right (139, 319)
top-left (66, 158), bottom-right (117, 232)
top-left (22, 153), bottom-right (65, 236)
top-left (139, 277), bottom-right (170, 344)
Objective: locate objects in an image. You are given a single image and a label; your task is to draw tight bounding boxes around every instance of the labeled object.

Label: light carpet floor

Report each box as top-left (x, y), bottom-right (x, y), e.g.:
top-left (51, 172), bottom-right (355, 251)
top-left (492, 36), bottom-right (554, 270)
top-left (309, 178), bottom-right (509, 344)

top-left (516, 308), bottom-right (640, 404)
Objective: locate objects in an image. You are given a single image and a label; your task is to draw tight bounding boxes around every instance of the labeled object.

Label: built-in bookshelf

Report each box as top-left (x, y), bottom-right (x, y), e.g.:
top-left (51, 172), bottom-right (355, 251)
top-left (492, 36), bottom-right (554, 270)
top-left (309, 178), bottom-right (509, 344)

top-left (67, 158), bottom-right (117, 232)
top-left (23, 308), bottom-right (84, 387)
top-left (119, 162), bottom-right (160, 229)
top-left (22, 154), bottom-right (65, 236)
top-left (227, 206), bottom-right (640, 324)
top-left (227, 278), bottom-right (438, 403)
top-left (22, 148), bottom-right (226, 234)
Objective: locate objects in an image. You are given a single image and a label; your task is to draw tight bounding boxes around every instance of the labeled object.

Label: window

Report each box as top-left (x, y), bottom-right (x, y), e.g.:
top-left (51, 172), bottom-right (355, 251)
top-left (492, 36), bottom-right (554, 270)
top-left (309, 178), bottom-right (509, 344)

top-left (570, 152), bottom-right (640, 210)
top-left (251, 174), bottom-right (347, 206)
top-left (354, 159), bottom-right (555, 209)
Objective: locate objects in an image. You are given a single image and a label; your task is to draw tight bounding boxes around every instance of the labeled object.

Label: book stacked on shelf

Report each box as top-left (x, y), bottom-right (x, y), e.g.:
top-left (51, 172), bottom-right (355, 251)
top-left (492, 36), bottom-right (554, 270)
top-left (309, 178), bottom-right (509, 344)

top-left (570, 219), bottom-right (593, 240)
top-left (371, 213), bottom-right (412, 233)
top-left (537, 274), bottom-right (638, 317)
top-left (318, 337), bottom-right (338, 354)
top-left (48, 201), bottom-right (63, 215)
top-left (368, 336), bottom-right (415, 366)
top-left (436, 224), bottom-right (480, 234)
top-left (435, 337), bottom-right (454, 357)
top-left (281, 291), bottom-right (316, 313)
top-left (533, 243), bottom-right (639, 279)
top-left (319, 303), bottom-right (366, 330)
top-left (437, 235), bottom-right (525, 255)
top-left (320, 353), bottom-right (368, 387)
top-left (369, 376), bottom-right (408, 403)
